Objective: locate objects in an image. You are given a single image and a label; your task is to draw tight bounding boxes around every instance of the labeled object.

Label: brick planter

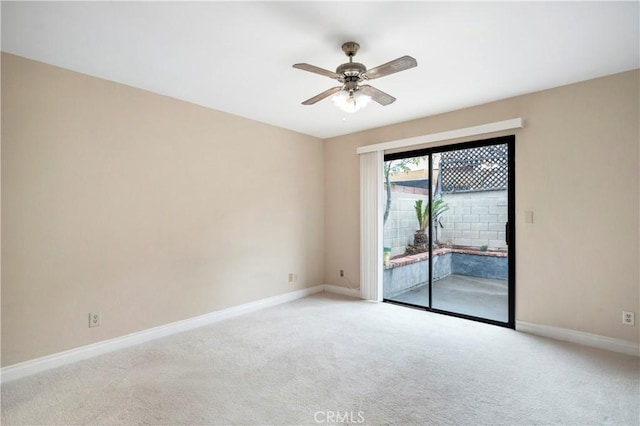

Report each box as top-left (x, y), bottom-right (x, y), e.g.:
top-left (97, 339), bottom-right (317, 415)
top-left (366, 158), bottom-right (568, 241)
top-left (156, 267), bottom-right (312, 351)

top-left (383, 247), bottom-right (507, 298)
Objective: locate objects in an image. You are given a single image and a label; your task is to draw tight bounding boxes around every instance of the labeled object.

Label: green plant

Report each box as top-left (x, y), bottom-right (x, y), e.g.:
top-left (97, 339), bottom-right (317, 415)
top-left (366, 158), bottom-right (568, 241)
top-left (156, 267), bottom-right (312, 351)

top-left (480, 244), bottom-right (488, 252)
top-left (414, 199), bottom-right (428, 232)
top-left (414, 198), bottom-right (450, 232)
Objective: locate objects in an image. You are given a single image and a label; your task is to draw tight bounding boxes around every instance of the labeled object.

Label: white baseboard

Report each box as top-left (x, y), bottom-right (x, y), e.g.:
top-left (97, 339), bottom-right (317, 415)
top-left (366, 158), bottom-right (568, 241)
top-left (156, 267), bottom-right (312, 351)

top-left (1, 285), bottom-right (325, 383)
top-left (516, 321), bottom-right (639, 357)
top-left (323, 284), bottom-right (361, 299)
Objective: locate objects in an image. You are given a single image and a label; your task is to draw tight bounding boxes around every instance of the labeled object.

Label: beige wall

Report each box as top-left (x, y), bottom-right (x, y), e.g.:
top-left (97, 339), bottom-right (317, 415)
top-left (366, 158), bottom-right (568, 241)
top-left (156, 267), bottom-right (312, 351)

top-left (2, 52), bottom-right (638, 367)
top-left (1, 53), bottom-right (325, 366)
top-left (325, 70), bottom-right (640, 343)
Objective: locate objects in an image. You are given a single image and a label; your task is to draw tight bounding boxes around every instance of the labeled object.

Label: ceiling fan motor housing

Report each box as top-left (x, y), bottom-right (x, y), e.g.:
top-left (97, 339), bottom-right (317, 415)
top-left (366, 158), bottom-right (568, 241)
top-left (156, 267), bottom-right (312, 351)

top-left (337, 41), bottom-right (366, 84)
top-left (336, 62), bottom-right (366, 81)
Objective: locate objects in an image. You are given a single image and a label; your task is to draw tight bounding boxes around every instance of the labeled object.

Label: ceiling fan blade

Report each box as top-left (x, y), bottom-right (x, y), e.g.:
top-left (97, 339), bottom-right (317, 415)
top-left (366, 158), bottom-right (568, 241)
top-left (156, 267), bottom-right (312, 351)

top-left (363, 56), bottom-right (418, 80)
top-left (359, 85), bottom-right (396, 106)
top-left (293, 63), bottom-right (340, 79)
top-left (302, 86), bottom-right (342, 105)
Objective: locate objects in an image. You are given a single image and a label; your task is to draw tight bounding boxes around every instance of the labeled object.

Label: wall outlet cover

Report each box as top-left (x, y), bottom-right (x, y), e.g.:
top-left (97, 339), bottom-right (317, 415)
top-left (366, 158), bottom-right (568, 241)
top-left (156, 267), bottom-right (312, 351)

top-left (89, 312), bottom-right (101, 328)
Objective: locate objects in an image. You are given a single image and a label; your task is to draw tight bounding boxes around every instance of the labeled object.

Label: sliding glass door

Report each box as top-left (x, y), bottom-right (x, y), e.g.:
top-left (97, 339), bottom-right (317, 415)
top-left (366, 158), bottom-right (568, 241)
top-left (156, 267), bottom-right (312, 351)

top-left (382, 136), bottom-right (515, 328)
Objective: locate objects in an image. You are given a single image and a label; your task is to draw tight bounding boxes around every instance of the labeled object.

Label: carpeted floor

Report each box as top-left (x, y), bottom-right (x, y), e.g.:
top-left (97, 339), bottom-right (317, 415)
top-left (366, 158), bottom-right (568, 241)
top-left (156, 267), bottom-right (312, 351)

top-left (2, 292), bottom-right (639, 425)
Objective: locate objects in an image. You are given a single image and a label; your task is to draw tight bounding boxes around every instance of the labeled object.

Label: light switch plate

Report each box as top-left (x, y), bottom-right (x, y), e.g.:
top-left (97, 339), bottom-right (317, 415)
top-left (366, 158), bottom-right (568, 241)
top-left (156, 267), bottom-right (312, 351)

top-left (525, 211), bottom-right (534, 224)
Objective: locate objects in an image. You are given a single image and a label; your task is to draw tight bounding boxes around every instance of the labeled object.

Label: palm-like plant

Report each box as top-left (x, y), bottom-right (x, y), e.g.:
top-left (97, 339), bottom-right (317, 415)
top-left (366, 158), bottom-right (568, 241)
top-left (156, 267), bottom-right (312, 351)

top-left (414, 199), bottom-right (429, 233)
top-left (414, 198), bottom-right (450, 232)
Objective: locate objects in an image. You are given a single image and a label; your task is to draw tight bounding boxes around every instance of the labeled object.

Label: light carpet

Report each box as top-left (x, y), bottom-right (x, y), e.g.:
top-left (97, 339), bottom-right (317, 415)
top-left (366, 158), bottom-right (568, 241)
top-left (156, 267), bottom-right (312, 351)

top-left (2, 292), bottom-right (639, 425)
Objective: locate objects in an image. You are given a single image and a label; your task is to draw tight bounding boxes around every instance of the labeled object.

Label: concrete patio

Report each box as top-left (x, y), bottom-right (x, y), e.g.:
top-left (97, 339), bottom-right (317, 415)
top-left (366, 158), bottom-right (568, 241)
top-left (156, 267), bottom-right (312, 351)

top-left (385, 273), bottom-right (508, 323)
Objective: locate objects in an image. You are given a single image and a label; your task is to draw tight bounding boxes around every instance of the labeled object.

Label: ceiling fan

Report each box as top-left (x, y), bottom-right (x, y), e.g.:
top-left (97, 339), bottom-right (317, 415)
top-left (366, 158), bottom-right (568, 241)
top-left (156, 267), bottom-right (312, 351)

top-left (293, 41), bottom-right (417, 113)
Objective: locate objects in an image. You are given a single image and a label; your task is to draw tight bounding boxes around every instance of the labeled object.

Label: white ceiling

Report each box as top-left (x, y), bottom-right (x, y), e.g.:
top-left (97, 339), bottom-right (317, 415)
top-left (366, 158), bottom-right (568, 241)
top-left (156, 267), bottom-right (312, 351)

top-left (2, 1), bottom-right (639, 139)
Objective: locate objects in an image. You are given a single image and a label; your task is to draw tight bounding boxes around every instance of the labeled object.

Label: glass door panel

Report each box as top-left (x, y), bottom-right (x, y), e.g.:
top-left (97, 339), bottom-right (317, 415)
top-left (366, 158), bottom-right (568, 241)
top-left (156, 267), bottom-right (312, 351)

top-left (382, 154), bottom-right (430, 308)
top-left (431, 144), bottom-right (509, 323)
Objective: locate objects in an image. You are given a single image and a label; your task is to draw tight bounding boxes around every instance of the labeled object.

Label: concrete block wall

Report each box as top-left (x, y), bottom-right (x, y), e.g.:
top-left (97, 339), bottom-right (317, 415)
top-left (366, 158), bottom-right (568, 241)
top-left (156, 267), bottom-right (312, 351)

top-left (383, 191), bottom-right (425, 256)
top-left (439, 190), bottom-right (507, 249)
top-left (384, 188), bottom-right (508, 255)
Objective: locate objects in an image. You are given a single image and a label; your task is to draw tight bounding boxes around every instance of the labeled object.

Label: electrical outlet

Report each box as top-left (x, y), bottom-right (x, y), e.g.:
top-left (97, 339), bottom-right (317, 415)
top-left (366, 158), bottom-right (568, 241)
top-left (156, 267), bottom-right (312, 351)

top-left (89, 312), bottom-right (101, 328)
top-left (288, 273), bottom-right (296, 283)
top-left (340, 269), bottom-right (344, 277)
top-left (622, 311), bottom-right (635, 326)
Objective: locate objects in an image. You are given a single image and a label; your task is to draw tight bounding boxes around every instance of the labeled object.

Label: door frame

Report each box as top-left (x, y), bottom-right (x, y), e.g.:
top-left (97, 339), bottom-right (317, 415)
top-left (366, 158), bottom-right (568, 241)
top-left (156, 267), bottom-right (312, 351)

top-left (382, 135), bottom-right (516, 329)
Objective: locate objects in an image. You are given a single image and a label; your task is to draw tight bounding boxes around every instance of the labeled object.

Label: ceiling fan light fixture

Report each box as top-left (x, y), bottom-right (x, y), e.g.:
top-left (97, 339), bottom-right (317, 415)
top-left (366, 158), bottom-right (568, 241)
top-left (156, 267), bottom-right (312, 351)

top-left (332, 89), bottom-right (371, 113)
